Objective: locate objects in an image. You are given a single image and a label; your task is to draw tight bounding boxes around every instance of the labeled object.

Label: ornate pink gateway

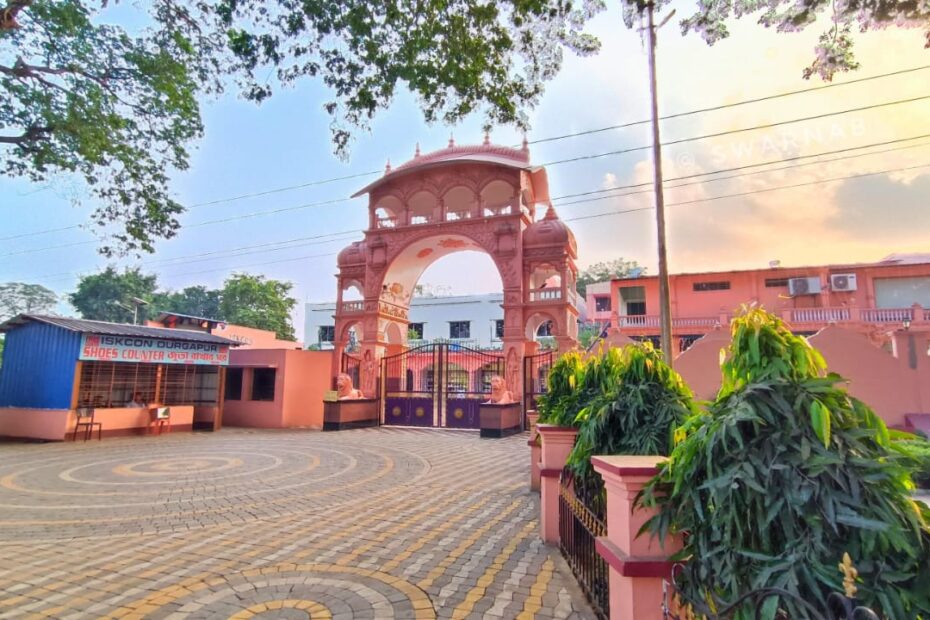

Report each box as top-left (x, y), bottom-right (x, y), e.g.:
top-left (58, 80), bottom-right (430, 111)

top-left (331, 137), bottom-right (580, 427)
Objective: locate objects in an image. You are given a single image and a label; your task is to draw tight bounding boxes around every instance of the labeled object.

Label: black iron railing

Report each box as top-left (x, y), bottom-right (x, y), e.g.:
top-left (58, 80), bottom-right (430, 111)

top-left (559, 467), bottom-right (610, 620)
top-left (662, 570), bottom-right (881, 619)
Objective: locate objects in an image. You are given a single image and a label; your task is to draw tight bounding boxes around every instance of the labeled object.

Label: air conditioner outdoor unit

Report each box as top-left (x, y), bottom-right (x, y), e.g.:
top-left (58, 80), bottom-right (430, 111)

top-left (788, 277), bottom-right (822, 296)
top-left (830, 273), bottom-right (858, 292)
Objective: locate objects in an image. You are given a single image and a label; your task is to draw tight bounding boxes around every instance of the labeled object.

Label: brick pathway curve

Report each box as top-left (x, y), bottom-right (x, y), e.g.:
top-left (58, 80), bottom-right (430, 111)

top-left (0, 428), bottom-right (595, 620)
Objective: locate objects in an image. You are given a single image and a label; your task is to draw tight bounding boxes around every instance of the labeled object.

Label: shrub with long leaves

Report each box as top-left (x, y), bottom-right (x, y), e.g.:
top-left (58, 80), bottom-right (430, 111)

top-left (566, 343), bottom-right (698, 515)
top-left (537, 348), bottom-right (624, 427)
top-left (641, 306), bottom-right (930, 619)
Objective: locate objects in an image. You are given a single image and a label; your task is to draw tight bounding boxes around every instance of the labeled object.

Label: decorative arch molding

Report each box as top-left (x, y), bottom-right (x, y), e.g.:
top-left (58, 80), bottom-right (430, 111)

top-left (331, 140), bottom-right (579, 400)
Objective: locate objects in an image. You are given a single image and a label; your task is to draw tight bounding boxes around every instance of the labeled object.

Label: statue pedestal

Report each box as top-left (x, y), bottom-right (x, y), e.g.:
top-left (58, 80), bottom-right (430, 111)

top-left (322, 399), bottom-right (380, 431)
top-left (479, 402), bottom-right (523, 438)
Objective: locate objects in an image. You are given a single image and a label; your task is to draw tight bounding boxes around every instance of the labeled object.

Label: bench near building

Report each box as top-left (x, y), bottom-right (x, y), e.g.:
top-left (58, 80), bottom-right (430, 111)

top-left (0, 315), bottom-right (238, 441)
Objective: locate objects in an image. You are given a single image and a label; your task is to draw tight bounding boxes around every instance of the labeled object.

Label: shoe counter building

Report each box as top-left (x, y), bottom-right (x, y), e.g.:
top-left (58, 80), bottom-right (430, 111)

top-left (585, 253), bottom-right (930, 355)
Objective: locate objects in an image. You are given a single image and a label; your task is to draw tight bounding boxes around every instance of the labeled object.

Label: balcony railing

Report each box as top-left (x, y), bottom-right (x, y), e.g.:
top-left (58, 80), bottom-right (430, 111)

top-left (529, 288), bottom-right (562, 302)
top-left (340, 300), bottom-right (364, 313)
top-left (861, 307), bottom-right (913, 323)
top-left (788, 307), bottom-right (851, 323)
top-left (375, 216), bottom-right (397, 229)
top-left (618, 315), bottom-right (660, 328)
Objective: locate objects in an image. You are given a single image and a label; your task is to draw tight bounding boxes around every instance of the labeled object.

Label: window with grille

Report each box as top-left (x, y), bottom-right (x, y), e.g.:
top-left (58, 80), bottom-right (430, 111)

top-left (450, 321), bottom-right (470, 339)
top-left (627, 302), bottom-right (647, 316)
top-left (765, 278), bottom-right (789, 288)
top-left (76, 362), bottom-right (219, 407)
top-left (595, 296), bottom-right (611, 311)
top-left (494, 319), bottom-right (504, 339)
top-left (251, 368), bottom-right (276, 401)
top-left (318, 325), bottom-right (335, 342)
top-left (408, 323), bottom-right (424, 339)
top-left (77, 362), bottom-right (158, 408)
top-left (225, 368), bottom-right (243, 400)
top-left (693, 281), bottom-right (731, 292)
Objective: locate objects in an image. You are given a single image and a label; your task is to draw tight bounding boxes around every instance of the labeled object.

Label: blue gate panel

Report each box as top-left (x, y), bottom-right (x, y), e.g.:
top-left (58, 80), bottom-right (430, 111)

top-left (0, 322), bottom-right (81, 409)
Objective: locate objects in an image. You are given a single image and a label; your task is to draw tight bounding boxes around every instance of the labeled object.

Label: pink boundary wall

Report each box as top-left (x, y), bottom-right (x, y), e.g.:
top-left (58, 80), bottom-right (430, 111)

top-left (222, 349), bottom-right (333, 429)
top-left (0, 406), bottom-right (194, 441)
top-left (668, 326), bottom-right (930, 430)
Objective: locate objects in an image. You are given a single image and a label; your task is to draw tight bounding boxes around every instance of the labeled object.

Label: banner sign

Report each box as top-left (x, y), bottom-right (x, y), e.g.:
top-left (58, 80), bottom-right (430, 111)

top-left (79, 334), bottom-right (230, 366)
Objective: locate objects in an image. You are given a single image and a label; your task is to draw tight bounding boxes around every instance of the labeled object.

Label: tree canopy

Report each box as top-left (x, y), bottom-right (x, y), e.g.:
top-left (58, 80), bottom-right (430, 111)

top-left (576, 257), bottom-right (644, 298)
top-left (67, 268), bottom-right (298, 339)
top-left (219, 273), bottom-right (297, 341)
top-left (0, 281), bottom-right (57, 321)
top-left (68, 267), bottom-right (159, 323)
top-left (4, 1), bottom-right (926, 255)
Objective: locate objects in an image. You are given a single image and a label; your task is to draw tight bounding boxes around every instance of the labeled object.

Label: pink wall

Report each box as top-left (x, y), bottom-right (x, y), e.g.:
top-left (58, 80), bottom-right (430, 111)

top-left (669, 326), bottom-right (929, 430)
top-left (0, 406), bottom-right (194, 441)
top-left (222, 349), bottom-right (332, 429)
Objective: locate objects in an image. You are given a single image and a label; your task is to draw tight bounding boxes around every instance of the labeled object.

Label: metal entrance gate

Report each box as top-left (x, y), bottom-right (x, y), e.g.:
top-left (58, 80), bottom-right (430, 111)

top-left (381, 343), bottom-right (504, 428)
top-left (523, 350), bottom-right (554, 414)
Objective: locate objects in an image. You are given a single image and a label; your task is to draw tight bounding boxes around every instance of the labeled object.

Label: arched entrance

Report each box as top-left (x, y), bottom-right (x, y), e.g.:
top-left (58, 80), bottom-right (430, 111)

top-left (331, 139), bottom-right (579, 426)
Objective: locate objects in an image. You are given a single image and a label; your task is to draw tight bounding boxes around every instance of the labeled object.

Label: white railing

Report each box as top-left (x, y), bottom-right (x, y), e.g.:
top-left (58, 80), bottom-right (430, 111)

top-left (529, 288), bottom-right (562, 302)
top-left (672, 317), bottom-right (720, 328)
top-left (445, 210), bottom-right (473, 221)
top-left (410, 215), bottom-right (432, 225)
top-left (861, 308), bottom-right (913, 323)
top-left (619, 315), bottom-right (660, 328)
top-left (790, 307), bottom-right (851, 323)
top-left (340, 300), bottom-right (364, 313)
top-left (376, 217), bottom-right (397, 228)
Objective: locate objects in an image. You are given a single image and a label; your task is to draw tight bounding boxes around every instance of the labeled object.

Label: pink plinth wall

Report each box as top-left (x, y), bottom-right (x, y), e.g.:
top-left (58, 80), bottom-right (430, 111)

top-left (527, 411), bottom-right (540, 492)
top-left (0, 406), bottom-right (194, 441)
top-left (537, 424), bottom-right (578, 543)
top-left (592, 455), bottom-right (683, 620)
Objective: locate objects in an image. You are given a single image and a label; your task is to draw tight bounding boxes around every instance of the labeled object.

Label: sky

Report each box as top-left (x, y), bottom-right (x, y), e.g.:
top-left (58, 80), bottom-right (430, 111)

top-left (2, 2), bottom-right (929, 340)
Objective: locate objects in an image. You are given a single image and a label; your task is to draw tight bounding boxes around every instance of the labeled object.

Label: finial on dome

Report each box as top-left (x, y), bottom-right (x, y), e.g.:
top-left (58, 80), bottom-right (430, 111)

top-left (384, 159), bottom-right (392, 175)
top-left (544, 202), bottom-right (558, 220)
top-left (483, 130), bottom-right (490, 146)
top-left (521, 134), bottom-right (529, 152)
top-left (414, 142), bottom-right (421, 157)
top-left (448, 133), bottom-right (455, 148)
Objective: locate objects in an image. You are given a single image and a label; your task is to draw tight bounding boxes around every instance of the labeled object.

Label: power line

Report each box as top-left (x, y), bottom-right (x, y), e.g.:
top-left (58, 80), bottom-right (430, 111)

top-left (529, 64), bottom-right (930, 145)
top-left (6, 63), bottom-right (929, 242)
top-left (540, 94), bottom-right (930, 167)
top-left (563, 162), bottom-right (930, 223)
top-left (553, 138), bottom-right (930, 206)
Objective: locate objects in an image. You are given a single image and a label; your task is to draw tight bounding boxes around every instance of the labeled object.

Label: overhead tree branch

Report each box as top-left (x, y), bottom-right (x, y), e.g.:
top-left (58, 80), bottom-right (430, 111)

top-left (0, 0), bottom-right (31, 31)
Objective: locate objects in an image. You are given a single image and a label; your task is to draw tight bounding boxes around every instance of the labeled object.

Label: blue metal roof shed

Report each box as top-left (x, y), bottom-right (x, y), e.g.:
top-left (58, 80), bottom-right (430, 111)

top-left (0, 315), bottom-right (238, 409)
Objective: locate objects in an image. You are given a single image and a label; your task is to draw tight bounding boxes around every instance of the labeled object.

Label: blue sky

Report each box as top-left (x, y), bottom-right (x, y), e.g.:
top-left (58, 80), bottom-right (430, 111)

top-left (2, 3), bottom-right (929, 339)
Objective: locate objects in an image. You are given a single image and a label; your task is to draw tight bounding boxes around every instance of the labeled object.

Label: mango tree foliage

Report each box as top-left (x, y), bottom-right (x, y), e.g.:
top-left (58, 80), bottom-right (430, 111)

top-left (68, 267), bottom-right (160, 323)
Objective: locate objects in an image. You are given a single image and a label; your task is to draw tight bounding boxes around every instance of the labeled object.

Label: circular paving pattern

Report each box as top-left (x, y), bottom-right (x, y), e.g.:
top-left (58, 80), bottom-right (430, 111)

top-left (0, 432), bottom-right (430, 539)
top-left (119, 563), bottom-right (435, 620)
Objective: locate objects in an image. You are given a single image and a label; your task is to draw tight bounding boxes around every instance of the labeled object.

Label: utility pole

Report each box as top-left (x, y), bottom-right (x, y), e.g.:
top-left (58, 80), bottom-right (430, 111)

top-left (645, 1), bottom-right (674, 365)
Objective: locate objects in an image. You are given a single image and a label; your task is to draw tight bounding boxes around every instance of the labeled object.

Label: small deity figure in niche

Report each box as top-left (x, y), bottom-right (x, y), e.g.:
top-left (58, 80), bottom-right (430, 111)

top-left (336, 373), bottom-right (364, 400)
top-left (485, 375), bottom-right (515, 404)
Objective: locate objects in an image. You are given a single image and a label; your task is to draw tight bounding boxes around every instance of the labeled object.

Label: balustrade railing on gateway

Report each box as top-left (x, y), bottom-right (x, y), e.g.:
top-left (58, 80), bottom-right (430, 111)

top-left (558, 466), bottom-right (609, 620)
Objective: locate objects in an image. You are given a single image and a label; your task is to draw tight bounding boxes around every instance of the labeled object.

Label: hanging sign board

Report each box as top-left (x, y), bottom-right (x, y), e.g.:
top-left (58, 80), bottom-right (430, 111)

top-left (79, 334), bottom-right (230, 366)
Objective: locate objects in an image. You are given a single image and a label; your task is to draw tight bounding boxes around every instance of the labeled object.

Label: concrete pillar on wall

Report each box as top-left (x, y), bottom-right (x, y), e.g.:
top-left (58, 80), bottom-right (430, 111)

top-left (537, 424), bottom-right (578, 544)
top-left (591, 455), bottom-right (683, 620)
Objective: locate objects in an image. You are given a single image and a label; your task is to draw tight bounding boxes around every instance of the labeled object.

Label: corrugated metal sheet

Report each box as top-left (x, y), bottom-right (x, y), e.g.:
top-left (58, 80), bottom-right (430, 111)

top-left (0, 314), bottom-right (238, 345)
top-left (0, 321), bottom-right (81, 408)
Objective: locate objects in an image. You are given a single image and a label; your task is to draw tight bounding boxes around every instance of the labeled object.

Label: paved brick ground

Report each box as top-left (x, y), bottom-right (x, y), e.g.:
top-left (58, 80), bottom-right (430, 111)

top-left (0, 428), bottom-right (595, 620)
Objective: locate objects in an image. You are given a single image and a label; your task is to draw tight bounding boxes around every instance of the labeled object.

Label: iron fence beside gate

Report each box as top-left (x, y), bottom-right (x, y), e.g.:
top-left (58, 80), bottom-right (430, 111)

top-left (559, 466), bottom-right (610, 620)
top-left (524, 351), bottom-right (554, 425)
top-left (340, 352), bottom-right (361, 390)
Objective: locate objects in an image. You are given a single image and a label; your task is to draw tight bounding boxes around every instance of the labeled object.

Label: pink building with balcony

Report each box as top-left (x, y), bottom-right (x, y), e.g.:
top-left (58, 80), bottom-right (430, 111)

top-left (586, 253), bottom-right (930, 356)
